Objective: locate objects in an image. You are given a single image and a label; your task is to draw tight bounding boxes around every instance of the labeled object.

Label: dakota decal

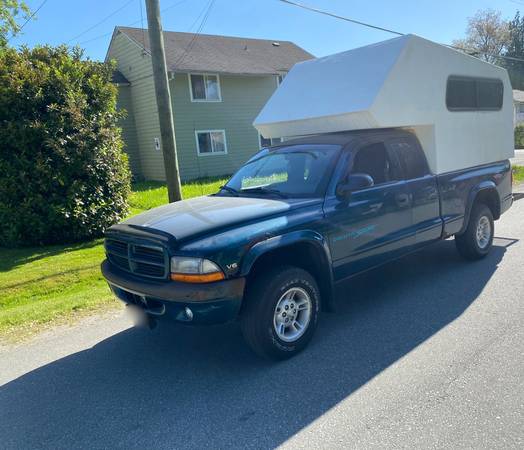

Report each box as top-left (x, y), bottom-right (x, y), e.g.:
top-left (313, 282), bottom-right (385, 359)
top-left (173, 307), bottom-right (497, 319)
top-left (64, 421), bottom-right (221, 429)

top-left (332, 224), bottom-right (377, 243)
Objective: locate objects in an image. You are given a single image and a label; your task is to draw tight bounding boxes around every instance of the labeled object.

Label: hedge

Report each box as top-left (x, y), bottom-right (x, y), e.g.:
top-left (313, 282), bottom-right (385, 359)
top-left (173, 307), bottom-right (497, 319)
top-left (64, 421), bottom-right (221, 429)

top-left (0, 46), bottom-right (131, 246)
top-left (515, 124), bottom-right (524, 149)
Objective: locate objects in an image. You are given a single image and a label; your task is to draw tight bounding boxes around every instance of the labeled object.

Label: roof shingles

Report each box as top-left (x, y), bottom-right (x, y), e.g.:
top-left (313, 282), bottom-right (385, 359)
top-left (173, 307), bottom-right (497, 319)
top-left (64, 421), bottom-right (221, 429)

top-left (116, 27), bottom-right (313, 75)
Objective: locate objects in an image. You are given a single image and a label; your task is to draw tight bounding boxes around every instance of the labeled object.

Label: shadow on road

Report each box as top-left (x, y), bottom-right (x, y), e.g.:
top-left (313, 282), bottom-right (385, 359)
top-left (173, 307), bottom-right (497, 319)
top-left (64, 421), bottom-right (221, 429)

top-left (0, 238), bottom-right (514, 449)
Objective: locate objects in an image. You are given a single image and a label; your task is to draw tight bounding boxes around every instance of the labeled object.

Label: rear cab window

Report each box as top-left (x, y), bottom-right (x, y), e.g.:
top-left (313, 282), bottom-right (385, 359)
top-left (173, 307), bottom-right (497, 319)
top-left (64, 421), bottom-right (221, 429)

top-left (348, 141), bottom-right (402, 187)
top-left (387, 136), bottom-right (430, 180)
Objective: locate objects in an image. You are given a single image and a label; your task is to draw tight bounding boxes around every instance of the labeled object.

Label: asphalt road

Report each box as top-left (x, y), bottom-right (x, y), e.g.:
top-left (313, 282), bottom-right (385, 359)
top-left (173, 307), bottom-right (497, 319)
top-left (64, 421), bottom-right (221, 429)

top-left (1, 200), bottom-right (523, 449)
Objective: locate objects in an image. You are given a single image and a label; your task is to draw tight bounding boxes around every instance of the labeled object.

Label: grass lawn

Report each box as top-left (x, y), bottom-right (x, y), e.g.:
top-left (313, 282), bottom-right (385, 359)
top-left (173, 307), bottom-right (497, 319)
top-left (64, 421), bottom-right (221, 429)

top-left (0, 177), bottom-right (228, 341)
top-left (513, 165), bottom-right (524, 185)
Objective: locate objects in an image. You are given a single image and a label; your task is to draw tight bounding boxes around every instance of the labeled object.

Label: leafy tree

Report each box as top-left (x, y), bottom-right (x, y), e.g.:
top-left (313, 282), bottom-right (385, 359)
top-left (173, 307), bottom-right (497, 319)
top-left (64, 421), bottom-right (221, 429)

top-left (0, 0), bottom-right (30, 47)
top-left (452, 9), bottom-right (510, 64)
top-left (505, 11), bottom-right (524, 89)
top-left (0, 46), bottom-right (131, 246)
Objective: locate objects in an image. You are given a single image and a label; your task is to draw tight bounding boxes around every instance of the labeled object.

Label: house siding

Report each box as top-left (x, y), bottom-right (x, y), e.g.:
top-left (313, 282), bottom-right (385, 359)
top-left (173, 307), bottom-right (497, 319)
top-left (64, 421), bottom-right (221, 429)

top-left (115, 85), bottom-right (141, 175)
top-left (107, 31), bottom-right (162, 180)
top-left (515, 101), bottom-right (524, 126)
top-left (108, 30), bottom-right (280, 181)
top-left (170, 73), bottom-right (278, 180)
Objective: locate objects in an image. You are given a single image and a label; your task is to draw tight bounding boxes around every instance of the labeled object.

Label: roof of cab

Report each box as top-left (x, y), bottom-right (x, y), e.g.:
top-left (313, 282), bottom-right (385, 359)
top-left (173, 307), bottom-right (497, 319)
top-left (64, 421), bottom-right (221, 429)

top-left (270, 128), bottom-right (413, 149)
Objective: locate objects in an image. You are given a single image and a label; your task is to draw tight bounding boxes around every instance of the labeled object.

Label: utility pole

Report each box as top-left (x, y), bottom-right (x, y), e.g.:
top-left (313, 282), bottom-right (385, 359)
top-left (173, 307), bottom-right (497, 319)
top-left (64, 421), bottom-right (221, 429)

top-left (145, 0), bottom-right (183, 202)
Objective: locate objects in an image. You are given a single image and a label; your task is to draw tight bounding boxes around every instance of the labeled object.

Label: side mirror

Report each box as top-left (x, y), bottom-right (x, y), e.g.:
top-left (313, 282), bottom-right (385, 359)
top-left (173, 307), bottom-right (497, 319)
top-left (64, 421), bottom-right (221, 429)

top-left (336, 173), bottom-right (374, 200)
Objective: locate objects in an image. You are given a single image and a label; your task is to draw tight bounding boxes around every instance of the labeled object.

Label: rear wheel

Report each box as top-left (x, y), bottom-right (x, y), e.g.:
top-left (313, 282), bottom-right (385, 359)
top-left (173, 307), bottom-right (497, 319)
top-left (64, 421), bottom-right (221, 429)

top-left (240, 266), bottom-right (320, 360)
top-left (455, 203), bottom-right (494, 260)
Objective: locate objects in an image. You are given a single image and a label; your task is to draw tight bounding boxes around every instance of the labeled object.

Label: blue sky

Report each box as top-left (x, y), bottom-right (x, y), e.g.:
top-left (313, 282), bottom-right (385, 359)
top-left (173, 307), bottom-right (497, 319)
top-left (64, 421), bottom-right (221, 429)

top-left (9, 0), bottom-right (519, 61)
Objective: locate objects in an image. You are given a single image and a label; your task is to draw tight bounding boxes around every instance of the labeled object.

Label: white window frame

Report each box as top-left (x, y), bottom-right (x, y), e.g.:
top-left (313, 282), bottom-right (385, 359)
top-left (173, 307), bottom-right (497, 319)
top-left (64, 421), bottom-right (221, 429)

top-left (258, 132), bottom-right (282, 149)
top-left (188, 73), bottom-right (222, 102)
top-left (195, 130), bottom-right (228, 156)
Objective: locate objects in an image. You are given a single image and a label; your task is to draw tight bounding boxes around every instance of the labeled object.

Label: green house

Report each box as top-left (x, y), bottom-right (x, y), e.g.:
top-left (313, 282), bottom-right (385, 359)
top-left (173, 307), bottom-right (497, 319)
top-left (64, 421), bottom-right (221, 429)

top-left (106, 27), bottom-right (313, 181)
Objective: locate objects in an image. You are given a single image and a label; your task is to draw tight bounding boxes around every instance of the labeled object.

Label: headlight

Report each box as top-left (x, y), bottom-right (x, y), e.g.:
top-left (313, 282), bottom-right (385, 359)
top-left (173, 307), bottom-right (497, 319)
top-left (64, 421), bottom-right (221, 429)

top-left (170, 257), bottom-right (225, 283)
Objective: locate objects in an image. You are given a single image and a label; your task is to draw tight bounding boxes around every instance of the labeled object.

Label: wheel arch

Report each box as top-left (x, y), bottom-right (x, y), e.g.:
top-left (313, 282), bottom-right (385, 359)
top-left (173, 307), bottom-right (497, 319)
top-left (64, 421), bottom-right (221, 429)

top-left (460, 182), bottom-right (501, 235)
top-left (240, 231), bottom-right (336, 312)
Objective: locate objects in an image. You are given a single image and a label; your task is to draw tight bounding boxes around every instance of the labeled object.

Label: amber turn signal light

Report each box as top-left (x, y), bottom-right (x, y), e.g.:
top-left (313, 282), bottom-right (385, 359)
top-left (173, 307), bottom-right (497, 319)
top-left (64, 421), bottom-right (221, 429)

top-left (170, 272), bottom-right (225, 283)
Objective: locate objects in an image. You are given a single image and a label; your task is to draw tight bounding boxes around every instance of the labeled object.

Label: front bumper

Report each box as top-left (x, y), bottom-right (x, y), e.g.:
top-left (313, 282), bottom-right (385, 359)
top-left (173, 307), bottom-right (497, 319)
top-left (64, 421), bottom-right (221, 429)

top-left (101, 259), bottom-right (245, 325)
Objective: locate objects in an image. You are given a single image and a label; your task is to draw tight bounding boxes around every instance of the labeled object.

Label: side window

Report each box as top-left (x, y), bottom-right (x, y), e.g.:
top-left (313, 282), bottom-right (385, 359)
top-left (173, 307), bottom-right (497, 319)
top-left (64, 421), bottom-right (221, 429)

top-left (351, 142), bottom-right (397, 185)
top-left (446, 76), bottom-right (503, 111)
top-left (189, 74), bottom-right (221, 101)
top-left (259, 134), bottom-right (283, 148)
top-left (388, 138), bottom-right (429, 179)
top-left (195, 130), bottom-right (227, 156)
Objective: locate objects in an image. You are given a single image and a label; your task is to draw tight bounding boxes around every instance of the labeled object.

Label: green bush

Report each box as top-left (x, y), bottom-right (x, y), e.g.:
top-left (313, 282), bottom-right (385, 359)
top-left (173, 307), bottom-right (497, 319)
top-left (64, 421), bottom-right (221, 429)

top-left (515, 124), bottom-right (524, 149)
top-left (0, 46), bottom-right (131, 246)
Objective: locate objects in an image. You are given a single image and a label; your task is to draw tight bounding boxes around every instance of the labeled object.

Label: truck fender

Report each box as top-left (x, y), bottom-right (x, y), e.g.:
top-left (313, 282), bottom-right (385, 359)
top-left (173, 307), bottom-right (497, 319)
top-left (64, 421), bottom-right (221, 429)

top-left (459, 181), bottom-right (499, 235)
top-left (240, 230), bottom-right (337, 312)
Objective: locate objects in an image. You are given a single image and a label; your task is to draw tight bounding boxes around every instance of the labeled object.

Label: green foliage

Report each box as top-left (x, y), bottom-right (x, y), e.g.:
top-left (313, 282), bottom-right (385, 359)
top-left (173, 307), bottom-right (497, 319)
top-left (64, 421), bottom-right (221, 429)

top-left (505, 11), bottom-right (524, 90)
top-left (0, 45), bottom-right (131, 246)
top-left (515, 124), bottom-right (524, 148)
top-left (513, 165), bottom-right (524, 184)
top-left (452, 9), bottom-right (509, 64)
top-left (0, 0), bottom-right (30, 47)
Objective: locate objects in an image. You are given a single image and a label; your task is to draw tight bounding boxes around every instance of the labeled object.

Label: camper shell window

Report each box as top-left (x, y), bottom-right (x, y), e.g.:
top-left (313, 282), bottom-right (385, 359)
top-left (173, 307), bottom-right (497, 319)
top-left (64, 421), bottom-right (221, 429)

top-left (446, 76), bottom-right (503, 111)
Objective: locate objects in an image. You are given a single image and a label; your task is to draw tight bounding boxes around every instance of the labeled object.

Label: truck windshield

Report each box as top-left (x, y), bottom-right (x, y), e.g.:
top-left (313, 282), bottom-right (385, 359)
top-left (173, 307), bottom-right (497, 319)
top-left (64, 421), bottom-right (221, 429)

top-left (223, 144), bottom-right (341, 198)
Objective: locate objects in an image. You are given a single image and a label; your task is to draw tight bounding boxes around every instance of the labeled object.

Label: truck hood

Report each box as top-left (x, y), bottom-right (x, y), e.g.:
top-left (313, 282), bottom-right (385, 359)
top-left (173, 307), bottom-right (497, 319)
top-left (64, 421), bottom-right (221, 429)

top-left (122, 195), bottom-right (318, 241)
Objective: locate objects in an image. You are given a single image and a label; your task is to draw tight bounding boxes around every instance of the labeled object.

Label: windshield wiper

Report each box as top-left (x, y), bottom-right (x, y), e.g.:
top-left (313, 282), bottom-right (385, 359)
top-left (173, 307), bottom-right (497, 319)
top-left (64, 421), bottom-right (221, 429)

top-left (219, 185), bottom-right (239, 196)
top-left (241, 186), bottom-right (288, 198)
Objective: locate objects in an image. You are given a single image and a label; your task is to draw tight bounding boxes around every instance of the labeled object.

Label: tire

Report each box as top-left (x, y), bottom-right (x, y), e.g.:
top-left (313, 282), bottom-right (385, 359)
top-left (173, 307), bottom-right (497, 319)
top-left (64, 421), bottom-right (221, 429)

top-left (240, 266), bottom-right (320, 360)
top-left (455, 203), bottom-right (494, 260)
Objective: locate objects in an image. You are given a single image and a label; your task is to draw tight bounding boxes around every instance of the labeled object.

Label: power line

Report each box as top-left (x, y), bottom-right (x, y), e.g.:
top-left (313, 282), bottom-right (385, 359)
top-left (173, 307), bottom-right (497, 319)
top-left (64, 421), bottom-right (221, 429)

top-left (76, 0), bottom-right (189, 46)
top-left (66, 0), bottom-right (136, 44)
top-left (278, 0), bottom-right (524, 64)
top-left (449, 46), bottom-right (524, 63)
top-left (139, 0), bottom-right (146, 50)
top-left (278, 0), bottom-right (403, 36)
top-left (174, 0), bottom-right (216, 67)
top-left (121, 0), bottom-right (216, 84)
top-left (12, 0), bottom-right (49, 37)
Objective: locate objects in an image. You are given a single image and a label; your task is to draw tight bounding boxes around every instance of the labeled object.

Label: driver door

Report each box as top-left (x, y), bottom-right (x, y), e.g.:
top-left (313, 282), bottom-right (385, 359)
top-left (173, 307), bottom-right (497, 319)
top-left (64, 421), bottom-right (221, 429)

top-left (324, 139), bottom-right (414, 281)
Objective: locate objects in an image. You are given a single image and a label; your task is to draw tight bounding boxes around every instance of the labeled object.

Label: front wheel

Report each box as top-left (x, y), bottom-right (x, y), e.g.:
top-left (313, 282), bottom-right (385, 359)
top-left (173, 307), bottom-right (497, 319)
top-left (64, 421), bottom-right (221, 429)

top-left (455, 203), bottom-right (494, 260)
top-left (240, 266), bottom-right (320, 360)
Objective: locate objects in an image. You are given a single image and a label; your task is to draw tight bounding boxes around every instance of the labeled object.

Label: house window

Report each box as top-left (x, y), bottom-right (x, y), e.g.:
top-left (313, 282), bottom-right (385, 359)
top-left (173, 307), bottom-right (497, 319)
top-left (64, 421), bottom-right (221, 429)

top-left (446, 76), bottom-right (503, 111)
top-left (277, 73), bottom-right (286, 85)
top-left (259, 133), bottom-right (282, 148)
top-left (196, 130), bottom-right (227, 156)
top-left (518, 102), bottom-right (524, 114)
top-left (189, 74), bottom-right (221, 101)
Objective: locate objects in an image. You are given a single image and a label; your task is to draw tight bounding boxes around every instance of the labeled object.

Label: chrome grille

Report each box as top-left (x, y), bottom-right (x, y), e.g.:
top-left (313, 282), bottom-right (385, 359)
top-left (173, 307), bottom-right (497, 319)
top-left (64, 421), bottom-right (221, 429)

top-left (105, 238), bottom-right (168, 279)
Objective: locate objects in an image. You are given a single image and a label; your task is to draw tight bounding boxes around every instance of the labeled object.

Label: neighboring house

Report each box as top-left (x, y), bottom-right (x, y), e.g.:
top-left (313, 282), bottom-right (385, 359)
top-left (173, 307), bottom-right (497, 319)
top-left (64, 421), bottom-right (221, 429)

top-left (514, 89), bottom-right (524, 126)
top-left (106, 27), bottom-right (313, 181)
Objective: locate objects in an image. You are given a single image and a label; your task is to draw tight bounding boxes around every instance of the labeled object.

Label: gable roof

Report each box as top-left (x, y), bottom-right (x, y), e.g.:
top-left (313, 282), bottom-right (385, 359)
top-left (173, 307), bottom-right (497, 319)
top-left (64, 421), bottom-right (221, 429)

top-left (112, 26), bottom-right (313, 75)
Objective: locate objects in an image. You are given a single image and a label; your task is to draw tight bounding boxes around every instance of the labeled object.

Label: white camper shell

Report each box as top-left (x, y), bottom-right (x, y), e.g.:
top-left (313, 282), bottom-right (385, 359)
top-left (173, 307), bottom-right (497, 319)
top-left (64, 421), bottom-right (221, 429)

top-left (254, 35), bottom-right (514, 174)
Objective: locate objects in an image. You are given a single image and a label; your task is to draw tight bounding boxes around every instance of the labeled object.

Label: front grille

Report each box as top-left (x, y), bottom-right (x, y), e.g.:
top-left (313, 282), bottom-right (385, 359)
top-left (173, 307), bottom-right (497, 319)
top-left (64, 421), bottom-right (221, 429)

top-left (105, 237), bottom-right (168, 279)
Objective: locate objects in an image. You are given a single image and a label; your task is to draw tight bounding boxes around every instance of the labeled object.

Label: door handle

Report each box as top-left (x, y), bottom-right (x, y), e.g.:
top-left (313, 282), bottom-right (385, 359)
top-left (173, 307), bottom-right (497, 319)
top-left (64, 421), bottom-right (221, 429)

top-left (396, 193), bottom-right (411, 207)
